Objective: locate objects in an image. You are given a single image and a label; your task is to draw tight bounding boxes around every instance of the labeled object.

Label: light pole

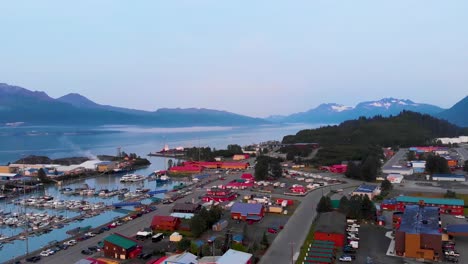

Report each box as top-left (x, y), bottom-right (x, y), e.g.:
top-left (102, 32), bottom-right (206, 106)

top-left (289, 241), bottom-right (295, 264)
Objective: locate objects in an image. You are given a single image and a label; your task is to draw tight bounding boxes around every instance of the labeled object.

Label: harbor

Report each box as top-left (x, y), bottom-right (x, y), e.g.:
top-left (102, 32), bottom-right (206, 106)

top-left (0, 163), bottom-right (186, 263)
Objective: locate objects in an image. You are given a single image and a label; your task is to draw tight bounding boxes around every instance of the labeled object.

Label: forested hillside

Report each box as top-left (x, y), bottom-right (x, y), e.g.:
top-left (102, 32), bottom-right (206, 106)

top-left (283, 111), bottom-right (466, 147)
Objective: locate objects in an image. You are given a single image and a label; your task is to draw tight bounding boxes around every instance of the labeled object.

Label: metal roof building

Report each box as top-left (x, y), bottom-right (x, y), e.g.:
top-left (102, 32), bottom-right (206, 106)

top-left (432, 174), bottom-right (466, 182)
top-left (396, 196), bottom-right (464, 206)
top-left (398, 205), bottom-right (441, 235)
top-left (217, 249), bottom-right (252, 264)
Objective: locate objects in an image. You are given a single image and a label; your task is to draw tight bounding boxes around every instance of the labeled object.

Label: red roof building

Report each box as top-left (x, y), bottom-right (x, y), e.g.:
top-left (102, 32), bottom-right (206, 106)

top-left (151, 215), bottom-right (181, 231)
top-left (290, 184), bottom-right (307, 194)
top-left (169, 165), bottom-right (203, 174)
top-left (202, 187), bottom-right (237, 202)
top-left (320, 164), bottom-right (348, 174)
top-left (241, 173), bottom-right (254, 180)
top-left (226, 179), bottom-right (254, 189)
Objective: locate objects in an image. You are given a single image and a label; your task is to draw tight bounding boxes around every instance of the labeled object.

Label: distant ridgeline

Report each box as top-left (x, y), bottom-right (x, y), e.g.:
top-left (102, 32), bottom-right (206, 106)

top-left (282, 111), bottom-right (468, 166)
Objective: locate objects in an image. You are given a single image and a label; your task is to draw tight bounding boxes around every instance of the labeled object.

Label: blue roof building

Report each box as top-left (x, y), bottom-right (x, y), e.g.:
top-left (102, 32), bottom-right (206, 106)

top-left (398, 205), bottom-right (441, 235)
top-left (351, 184), bottom-right (380, 199)
top-left (230, 202), bottom-right (265, 221)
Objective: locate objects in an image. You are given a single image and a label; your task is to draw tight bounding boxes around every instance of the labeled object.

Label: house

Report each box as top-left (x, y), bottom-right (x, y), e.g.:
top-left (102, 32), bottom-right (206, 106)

top-left (230, 202), bottom-right (265, 221)
top-left (387, 174), bottom-right (404, 184)
top-left (103, 233), bottom-right (139, 260)
top-left (217, 249), bottom-right (252, 264)
top-left (172, 203), bottom-right (201, 214)
top-left (163, 252), bottom-right (197, 264)
top-left (314, 211), bottom-right (346, 247)
top-left (351, 184), bottom-right (380, 199)
top-left (151, 215), bottom-right (181, 231)
top-left (395, 205), bottom-right (442, 261)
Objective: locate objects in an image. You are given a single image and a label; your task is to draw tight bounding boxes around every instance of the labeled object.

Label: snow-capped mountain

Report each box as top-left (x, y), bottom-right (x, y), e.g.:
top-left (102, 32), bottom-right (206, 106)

top-left (267, 98), bottom-right (445, 123)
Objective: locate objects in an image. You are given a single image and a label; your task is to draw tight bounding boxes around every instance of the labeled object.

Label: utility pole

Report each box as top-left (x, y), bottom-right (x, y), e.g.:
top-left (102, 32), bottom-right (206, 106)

top-left (289, 241), bottom-right (295, 264)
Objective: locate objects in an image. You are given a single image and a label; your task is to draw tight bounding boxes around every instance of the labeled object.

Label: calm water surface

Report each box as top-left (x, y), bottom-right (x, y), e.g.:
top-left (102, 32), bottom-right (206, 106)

top-left (0, 124), bottom-right (318, 262)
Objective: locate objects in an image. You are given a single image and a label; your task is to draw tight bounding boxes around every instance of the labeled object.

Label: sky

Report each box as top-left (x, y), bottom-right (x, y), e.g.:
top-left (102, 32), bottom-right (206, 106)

top-left (0, 1), bottom-right (467, 117)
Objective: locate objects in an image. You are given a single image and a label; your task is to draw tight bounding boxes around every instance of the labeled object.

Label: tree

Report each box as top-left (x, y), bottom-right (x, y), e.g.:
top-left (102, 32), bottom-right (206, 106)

top-left (286, 152), bottom-right (295, 161)
top-left (167, 159), bottom-right (173, 169)
top-left (407, 151), bottom-right (416, 161)
top-left (361, 195), bottom-right (376, 221)
top-left (316, 196), bottom-right (332, 213)
top-left (338, 196), bottom-right (350, 215)
top-left (425, 154), bottom-right (450, 174)
top-left (345, 162), bottom-right (361, 180)
top-left (37, 168), bottom-right (51, 183)
top-left (190, 214), bottom-right (207, 238)
top-left (464, 160), bottom-right (468, 172)
top-left (260, 232), bottom-right (269, 248)
top-left (254, 159), bottom-right (268, 181)
top-left (348, 195), bottom-right (363, 220)
top-left (177, 238), bottom-right (192, 251)
top-left (380, 179), bottom-right (393, 193)
top-left (361, 155), bottom-right (380, 182)
top-left (227, 144), bottom-right (243, 155)
top-left (269, 160), bottom-right (283, 179)
top-left (190, 242), bottom-right (200, 255)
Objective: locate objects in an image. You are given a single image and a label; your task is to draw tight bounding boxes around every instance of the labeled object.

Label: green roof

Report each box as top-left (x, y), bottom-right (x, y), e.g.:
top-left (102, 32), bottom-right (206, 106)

top-left (396, 196), bottom-right (464, 206)
top-left (331, 200), bottom-right (340, 209)
top-left (307, 252), bottom-right (334, 258)
top-left (308, 248), bottom-right (334, 253)
top-left (104, 234), bottom-right (137, 249)
top-left (310, 244), bottom-right (334, 249)
top-left (312, 240), bottom-right (335, 245)
top-left (304, 257), bottom-right (333, 263)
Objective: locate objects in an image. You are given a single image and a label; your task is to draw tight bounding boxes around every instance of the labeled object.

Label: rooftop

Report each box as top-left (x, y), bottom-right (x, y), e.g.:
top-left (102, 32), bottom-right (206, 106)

top-left (217, 249), bottom-right (252, 264)
top-left (172, 203), bottom-right (201, 212)
top-left (398, 205), bottom-right (441, 235)
top-left (432, 174), bottom-right (465, 178)
top-left (354, 184), bottom-right (378, 193)
top-left (230, 202), bottom-right (263, 216)
top-left (315, 211), bottom-right (346, 235)
top-left (446, 224), bottom-right (468, 234)
top-left (396, 196), bottom-right (464, 206)
top-left (104, 234), bottom-right (137, 250)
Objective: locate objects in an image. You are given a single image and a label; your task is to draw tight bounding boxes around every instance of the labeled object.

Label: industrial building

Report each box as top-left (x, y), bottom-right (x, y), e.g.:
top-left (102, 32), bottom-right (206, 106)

top-left (314, 211), bottom-right (346, 247)
top-left (386, 174), bottom-right (404, 184)
top-left (351, 184), bottom-right (381, 199)
top-left (395, 205), bottom-right (442, 261)
top-left (432, 174), bottom-right (466, 182)
top-left (151, 215), bottom-right (181, 231)
top-left (381, 196), bottom-right (464, 215)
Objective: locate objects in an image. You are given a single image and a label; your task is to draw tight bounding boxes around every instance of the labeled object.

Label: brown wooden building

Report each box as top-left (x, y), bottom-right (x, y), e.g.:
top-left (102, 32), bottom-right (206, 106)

top-left (151, 215), bottom-right (181, 231)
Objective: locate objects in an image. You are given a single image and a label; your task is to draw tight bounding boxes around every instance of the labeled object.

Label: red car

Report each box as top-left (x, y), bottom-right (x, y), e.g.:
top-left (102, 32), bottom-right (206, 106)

top-left (267, 228), bottom-right (278, 234)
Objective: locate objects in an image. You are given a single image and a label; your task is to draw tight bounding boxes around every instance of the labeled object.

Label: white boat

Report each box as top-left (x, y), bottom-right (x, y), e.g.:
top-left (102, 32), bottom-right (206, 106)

top-left (120, 174), bottom-right (146, 183)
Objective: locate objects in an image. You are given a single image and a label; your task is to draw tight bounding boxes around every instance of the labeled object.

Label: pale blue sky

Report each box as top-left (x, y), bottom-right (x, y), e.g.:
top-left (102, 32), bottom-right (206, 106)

top-left (0, 1), bottom-right (467, 117)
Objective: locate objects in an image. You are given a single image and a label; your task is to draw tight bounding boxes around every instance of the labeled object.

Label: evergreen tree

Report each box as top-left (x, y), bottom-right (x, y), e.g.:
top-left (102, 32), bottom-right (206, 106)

top-left (338, 196), bottom-right (350, 215)
top-left (345, 162), bottom-right (361, 180)
top-left (361, 195), bottom-right (376, 221)
top-left (361, 156), bottom-right (380, 182)
top-left (261, 232), bottom-right (269, 248)
top-left (348, 195), bottom-right (363, 220)
top-left (380, 179), bottom-right (393, 193)
top-left (316, 196), bottom-right (332, 213)
top-left (177, 238), bottom-right (192, 251)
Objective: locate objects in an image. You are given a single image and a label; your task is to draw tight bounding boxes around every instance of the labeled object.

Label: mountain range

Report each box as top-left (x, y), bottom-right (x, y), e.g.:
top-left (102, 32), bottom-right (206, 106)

top-left (268, 97), bottom-right (468, 127)
top-left (0, 83), bottom-right (267, 127)
top-left (0, 83), bottom-right (466, 127)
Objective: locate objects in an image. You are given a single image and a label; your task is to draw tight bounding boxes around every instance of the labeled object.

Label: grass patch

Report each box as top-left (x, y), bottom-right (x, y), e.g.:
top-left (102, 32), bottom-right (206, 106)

top-left (456, 193), bottom-right (468, 203)
top-left (295, 223), bottom-right (315, 264)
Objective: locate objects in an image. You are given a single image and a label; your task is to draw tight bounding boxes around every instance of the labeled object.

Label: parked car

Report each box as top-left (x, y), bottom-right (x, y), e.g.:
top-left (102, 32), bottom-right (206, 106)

top-left (444, 251), bottom-right (460, 257)
top-left (81, 249), bottom-right (93, 255)
top-left (26, 256), bottom-right (41, 263)
top-left (267, 228), bottom-right (278, 234)
top-left (64, 239), bottom-right (77, 246)
top-left (339, 255), bottom-right (353, 262)
top-left (445, 256), bottom-right (459, 263)
top-left (138, 253), bottom-right (152, 259)
top-left (455, 215), bottom-right (465, 219)
top-left (88, 246), bottom-right (100, 252)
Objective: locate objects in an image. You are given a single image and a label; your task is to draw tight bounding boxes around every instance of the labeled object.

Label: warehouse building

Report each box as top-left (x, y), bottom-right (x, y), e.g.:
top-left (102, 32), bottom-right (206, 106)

top-left (381, 196), bottom-right (465, 215)
top-left (314, 211), bottom-right (346, 247)
top-left (395, 205), bottom-right (442, 261)
top-left (351, 184), bottom-right (381, 199)
top-left (432, 174), bottom-right (466, 182)
top-left (230, 202), bottom-right (265, 222)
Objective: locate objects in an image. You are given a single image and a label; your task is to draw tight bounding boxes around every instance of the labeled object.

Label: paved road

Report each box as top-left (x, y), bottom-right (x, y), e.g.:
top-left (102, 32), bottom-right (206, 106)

top-left (455, 147), bottom-right (468, 162)
top-left (382, 149), bottom-right (407, 171)
top-left (259, 182), bottom-right (357, 264)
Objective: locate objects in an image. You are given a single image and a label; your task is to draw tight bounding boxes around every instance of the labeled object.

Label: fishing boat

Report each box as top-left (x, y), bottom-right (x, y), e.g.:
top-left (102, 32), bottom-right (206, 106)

top-left (120, 174), bottom-right (146, 183)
